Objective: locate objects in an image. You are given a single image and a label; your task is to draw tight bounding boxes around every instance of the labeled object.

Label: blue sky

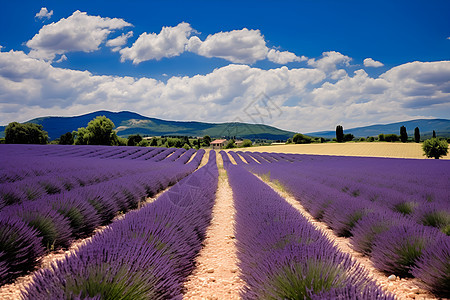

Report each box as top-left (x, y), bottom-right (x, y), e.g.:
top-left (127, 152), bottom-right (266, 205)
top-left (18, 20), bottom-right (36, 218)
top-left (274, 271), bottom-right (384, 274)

top-left (0, 0), bottom-right (449, 133)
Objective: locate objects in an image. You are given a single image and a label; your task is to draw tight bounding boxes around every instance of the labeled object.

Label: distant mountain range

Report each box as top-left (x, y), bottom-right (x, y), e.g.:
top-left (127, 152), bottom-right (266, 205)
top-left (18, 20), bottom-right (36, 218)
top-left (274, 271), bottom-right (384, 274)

top-left (307, 119), bottom-right (450, 139)
top-left (0, 111), bottom-right (295, 141)
top-left (1, 111), bottom-right (449, 141)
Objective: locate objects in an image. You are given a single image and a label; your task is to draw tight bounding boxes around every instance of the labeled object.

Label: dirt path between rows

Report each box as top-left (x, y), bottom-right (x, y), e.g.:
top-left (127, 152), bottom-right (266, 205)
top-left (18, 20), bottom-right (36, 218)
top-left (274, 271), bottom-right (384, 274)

top-left (258, 176), bottom-right (436, 300)
top-left (0, 152), bottom-right (209, 300)
top-left (183, 152), bottom-right (244, 299)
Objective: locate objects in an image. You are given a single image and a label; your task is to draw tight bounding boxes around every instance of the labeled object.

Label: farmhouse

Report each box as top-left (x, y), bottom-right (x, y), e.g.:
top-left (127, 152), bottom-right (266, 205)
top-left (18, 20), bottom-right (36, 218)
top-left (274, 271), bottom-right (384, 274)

top-left (211, 139), bottom-right (227, 149)
top-left (234, 140), bottom-right (244, 147)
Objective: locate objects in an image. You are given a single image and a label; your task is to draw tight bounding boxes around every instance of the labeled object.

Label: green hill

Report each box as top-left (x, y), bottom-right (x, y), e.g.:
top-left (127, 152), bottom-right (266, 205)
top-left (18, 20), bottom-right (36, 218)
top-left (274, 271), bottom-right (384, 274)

top-left (0, 111), bottom-right (295, 141)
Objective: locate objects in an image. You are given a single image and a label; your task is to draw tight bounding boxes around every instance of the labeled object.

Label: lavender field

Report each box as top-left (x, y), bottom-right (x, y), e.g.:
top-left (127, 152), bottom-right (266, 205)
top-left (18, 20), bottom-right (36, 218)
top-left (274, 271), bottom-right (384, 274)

top-left (1, 144), bottom-right (449, 299)
top-left (230, 150), bottom-right (450, 298)
top-left (0, 144), bottom-right (207, 290)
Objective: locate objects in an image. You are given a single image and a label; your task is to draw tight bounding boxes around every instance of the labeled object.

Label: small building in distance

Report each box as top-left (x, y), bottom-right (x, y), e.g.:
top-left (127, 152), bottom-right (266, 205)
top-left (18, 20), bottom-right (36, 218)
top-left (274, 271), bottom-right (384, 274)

top-left (211, 139), bottom-right (227, 149)
top-left (234, 140), bottom-right (244, 147)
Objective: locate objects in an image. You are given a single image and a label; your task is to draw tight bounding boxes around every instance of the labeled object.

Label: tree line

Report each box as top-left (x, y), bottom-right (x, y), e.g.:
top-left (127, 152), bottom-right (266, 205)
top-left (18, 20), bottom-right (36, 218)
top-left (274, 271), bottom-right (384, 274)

top-left (2, 116), bottom-right (252, 150)
top-left (2, 117), bottom-right (448, 158)
top-left (288, 124), bottom-right (448, 159)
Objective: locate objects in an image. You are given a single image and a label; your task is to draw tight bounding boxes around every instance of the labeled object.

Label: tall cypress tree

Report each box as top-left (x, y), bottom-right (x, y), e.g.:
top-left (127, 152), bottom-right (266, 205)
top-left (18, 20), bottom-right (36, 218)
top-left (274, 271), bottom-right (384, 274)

top-left (433, 130), bottom-right (436, 138)
top-left (336, 125), bottom-right (344, 143)
top-left (414, 127), bottom-right (420, 143)
top-left (400, 126), bottom-right (408, 143)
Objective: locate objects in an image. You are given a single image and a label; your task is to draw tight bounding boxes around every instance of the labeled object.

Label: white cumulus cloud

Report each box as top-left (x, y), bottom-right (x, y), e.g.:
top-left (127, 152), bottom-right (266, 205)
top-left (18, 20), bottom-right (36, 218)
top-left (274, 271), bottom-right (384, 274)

top-left (308, 51), bottom-right (352, 74)
top-left (120, 23), bottom-right (193, 64)
top-left (106, 31), bottom-right (134, 52)
top-left (186, 28), bottom-right (269, 64)
top-left (267, 49), bottom-right (306, 64)
top-left (35, 7), bottom-right (53, 20)
top-left (120, 23), bottom-right (306, 65)
top-left (364, 58), bottom-right (384, 68)
top-left (26, 10), bottom-right (132, 61)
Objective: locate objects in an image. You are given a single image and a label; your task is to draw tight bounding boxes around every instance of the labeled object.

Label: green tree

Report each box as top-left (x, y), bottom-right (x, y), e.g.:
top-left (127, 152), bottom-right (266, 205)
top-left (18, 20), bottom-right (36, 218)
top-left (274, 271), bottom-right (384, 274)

top-left (150, 138), bottom-right (158, 147)
top-left (414, 127), bottom-right (420, 143)
top-left (384, 134), bottom-right (399, 142)
top-left (116, 136), bottom-right (127, 146)
top-left (344, 133), bottom-right (354, 142)
top-left (378, 134), bottom-right (385, 141)
top-left (242, 139), bottom-right (253, 147)
top-left (138, 139), bottom-right (149, 147)
top-left (202, 135), bottom-right (211, 147)
top-left (422, 138), bottom-right (449, 159)
top-left (182, 136), bottom-right (191, 147)
top-left (224, 139), bottom-right (236, 149)
top-left (432, 130), bottom-right (436, 138)
top-left (293, 133), bottom-right (312, 144)
top-left (336, 125), bottom-right (344, 143)
top-left (73, 127), bottom-right (89, 145)
top-left (59, 132), bottom-right (74, 145)
top-left (5, 122), bottom-right (48, 144)
top-left (73, 116), bottom-right (120, 146)
top-left (127, 134), bottom-right (143, 146)
top-left (400, 126), bottom-right (408, 143)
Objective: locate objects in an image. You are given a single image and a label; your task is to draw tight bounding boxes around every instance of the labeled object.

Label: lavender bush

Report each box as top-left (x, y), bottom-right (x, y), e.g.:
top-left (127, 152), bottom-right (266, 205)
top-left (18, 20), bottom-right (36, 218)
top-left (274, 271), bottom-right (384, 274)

top-left (351, 210), bottom-right (412, 255)
top-left (1, 202), bottom-right (73, 250)
top-left (411, 238), bottom-right (450, 297)
top-left (372, 224), bottom-right (443, 277)
top-left (0, 215), bottom-right (44, 284)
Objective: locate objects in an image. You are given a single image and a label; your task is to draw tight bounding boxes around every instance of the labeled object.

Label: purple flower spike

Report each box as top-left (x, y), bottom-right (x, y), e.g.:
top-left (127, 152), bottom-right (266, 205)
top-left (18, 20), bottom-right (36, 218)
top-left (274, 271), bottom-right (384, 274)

top-left (411, 237), bottom-right (450, 297)
top-left (0, 215), bottom-right (45, 285)
top-left (372, 224), bottom-right (443, 277)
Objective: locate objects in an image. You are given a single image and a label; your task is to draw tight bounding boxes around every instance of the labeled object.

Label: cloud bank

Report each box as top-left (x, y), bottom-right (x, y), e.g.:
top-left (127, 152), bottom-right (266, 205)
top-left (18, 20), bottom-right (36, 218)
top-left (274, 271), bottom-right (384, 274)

top-left (1, 47), bottom-right (449, 133)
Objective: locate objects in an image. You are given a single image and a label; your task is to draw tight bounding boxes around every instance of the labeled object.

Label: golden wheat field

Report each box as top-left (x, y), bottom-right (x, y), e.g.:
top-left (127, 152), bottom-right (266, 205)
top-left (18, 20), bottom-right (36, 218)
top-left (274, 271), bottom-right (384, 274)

top-left (234, 142), bottom-right (450, 160)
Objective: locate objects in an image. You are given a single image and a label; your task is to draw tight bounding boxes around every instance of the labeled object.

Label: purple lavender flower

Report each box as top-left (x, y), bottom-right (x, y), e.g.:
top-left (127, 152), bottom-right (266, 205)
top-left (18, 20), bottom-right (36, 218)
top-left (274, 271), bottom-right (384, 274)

top-left (372, 223), bottom-right (443, 277)
top-left (0, 215), bottom-right (44, 285)
top-left (1, 202), bottom-right (73, 250)
top-left (411, 237), bottom-right (450, 297)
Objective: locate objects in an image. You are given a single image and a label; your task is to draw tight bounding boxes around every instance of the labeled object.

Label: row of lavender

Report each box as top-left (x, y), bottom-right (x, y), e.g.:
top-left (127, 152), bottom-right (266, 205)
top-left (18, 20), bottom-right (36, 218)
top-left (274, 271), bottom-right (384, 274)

top-left (233, 151), bottom-right (449, 297)
top-left (0, 145), bottom-right (203, 286)
top-left (236, 151), bottom-right (448, 210)
top-left (242, 150), bottom-right (450, 237)
top-left (221, 151), bottom-right (393, 299)
top-left (21, 151), bottom-right (218, 299)
top-left (1, 146), bottom-right (197, 209)
top-left (0, 145), bottom-right (189, 185)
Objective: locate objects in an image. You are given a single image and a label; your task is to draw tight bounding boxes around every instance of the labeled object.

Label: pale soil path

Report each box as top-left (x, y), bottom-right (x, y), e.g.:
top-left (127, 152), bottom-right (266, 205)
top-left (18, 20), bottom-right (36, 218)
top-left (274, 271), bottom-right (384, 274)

top-left (258, 175), bottom-right (437, 300)
top-left (235, 142), bottom-right (450, 159)
top-left (0, 150), bottom-right (209, 300)
top-left (183, 152), bottom-right (244, 300)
